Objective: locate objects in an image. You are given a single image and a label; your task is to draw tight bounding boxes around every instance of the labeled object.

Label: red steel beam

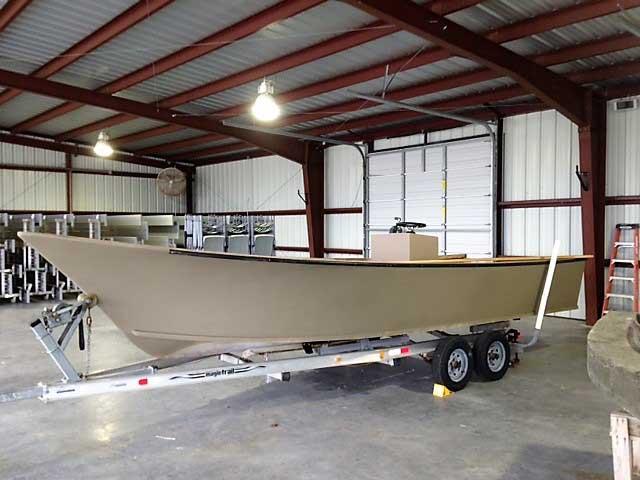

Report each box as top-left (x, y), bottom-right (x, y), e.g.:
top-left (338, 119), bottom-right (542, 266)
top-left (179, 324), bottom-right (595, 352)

top-left (48, 0), bottom-right (479, 142)
top-left (605, 82), bottom-right (640, 100)
top-left (183, 38), bottom-right (640, 160)
top-left (197, 207), bottom-right (361, 216)
top-left (499, 198), bottom-right (582, 209)
top-left (0, 0), bottom-right (30, 32)
top-left (10, 0), bottom-right (325, 133)
top-left (0, 0), bottom-right (173, 107)
top-left (579, 95), bottom-right (607, 325)
top-left (0, 132), bottom-right (172, 170)
top-left (500, 196), bottom-right (640, 209)
top-left (342, 0), bottom-right (591, 125)
top-left (302, 144), bottom-right (325, 257)
top-left (146, 1), bottom-right (638, 156)
top-left (196, 102), bottom-right (549, 166)
top-left (0, 68), bottom-right (313, 163)
top-left (197, 149), bottom-right (272, 165)
top-left (345, 103), bottom-right (548, 143)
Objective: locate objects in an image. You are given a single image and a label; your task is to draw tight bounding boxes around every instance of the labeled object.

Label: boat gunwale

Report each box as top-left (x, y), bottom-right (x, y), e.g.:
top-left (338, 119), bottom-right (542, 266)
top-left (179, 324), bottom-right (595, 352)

top-left (169, 248), bottom-right (590, 269)
top-left (17, 233), bottom-right (590, 269)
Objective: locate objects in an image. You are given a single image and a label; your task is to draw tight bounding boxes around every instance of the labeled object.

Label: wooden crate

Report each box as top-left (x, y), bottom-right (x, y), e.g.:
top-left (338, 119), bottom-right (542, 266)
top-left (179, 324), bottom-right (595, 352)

top-left (611, 411), bottom-right (640, 479)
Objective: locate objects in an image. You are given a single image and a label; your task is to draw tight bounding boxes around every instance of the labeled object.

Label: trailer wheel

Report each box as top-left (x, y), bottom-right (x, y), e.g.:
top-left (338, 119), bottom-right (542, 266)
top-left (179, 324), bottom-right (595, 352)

top-left (432, 337), bottom-right (473, 392)
top-left (473, 331), bottom-right (510, 381)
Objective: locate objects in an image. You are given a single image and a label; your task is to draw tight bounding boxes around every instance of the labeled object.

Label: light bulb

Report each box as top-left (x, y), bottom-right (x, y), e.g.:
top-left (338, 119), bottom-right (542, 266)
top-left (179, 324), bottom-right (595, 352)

top-left (93, 131), bottom-right (113, 157)
top-left (251, 79), bottom-right (280, 121)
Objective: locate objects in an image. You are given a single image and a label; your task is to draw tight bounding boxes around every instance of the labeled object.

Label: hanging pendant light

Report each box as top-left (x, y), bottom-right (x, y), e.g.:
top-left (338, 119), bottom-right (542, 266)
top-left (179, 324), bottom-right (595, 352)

top-left (251, 79), bottom-right (280, 122)
top-left (93, 130), bottom-right (114, 157)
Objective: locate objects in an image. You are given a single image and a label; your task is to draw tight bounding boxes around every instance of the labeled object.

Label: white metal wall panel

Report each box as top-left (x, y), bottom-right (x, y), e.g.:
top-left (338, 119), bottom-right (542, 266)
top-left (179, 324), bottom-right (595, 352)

top-left (326, 214), bottom-right (363, 250)
top-left (195, 155), bottom-right (304, 212)
top-left (503, 110), bottom-right (581, 202)
top-left (252, 156), bottom-right (305, 211)
top-left (72, 174), bottom-right (185, 213)
top-left (195, 148), bottom-right (365, 255)
top-left (0, 170), bottom-right (66, 210)
top-left (607, 100), bottom-right (640, 196)
top-left (0, 141), bottom-right (65, 168)
top-left (325, 145), bottom-right (363, 209)
top-left (502, 111), bottom-right (585, 317)
top-left (195, 156), bottom-right (307, 252)
top-left (325, 145), bottom-right (364, 251)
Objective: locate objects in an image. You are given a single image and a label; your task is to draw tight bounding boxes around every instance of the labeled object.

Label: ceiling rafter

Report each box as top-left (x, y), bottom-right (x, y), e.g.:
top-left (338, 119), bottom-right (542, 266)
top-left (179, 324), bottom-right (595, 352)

top-left (192, 59), bottom-right (640, 164)
top-left (9, 0), bottom-right (325, 133)
top-left (0, 0), bottom-right (31, 32)
top-left (135, 0), bottom-right (637, 156)
top-left (174, 32), bottom-right (639, 160)
top-left (0, 0), bottom-right (174, 107)
top-left (340, 0), bottom-right (592, 126)
top-left (0, 132), bottom-right (175, 170)
top-left (201, 102), bottom-right (552, 166)
top-left (39, 0), bottom-right (479, 142)
top-left (304, 61), bottom-right (639, 137)
top-left (0, 68), bottom-right (314, 163)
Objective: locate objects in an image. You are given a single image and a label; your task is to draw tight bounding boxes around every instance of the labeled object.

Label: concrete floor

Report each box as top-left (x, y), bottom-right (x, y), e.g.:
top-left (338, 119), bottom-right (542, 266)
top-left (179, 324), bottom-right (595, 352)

top-left (0, 303), bottom-right (618, 480)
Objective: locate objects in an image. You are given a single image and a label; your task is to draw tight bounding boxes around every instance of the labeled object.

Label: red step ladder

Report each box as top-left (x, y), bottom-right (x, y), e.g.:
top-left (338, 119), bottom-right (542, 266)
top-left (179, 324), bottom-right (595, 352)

top-left (603, 223), bottom-right (640, 315)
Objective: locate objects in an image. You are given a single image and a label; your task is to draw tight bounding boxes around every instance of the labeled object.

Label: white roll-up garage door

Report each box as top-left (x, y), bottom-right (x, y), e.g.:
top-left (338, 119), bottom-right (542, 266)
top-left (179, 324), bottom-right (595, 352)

top-left (365, 135), bottom-right (495, 258)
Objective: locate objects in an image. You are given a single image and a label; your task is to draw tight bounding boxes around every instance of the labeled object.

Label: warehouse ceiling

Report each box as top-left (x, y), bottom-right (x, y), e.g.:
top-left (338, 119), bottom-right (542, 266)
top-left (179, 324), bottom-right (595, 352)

top-left (0, 0), bottom-right (639, 168)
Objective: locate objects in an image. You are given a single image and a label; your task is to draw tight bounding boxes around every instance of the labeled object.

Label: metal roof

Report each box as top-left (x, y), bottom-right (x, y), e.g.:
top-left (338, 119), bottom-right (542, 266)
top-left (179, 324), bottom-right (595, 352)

top-left (0, 0), bottom-right (638, 165)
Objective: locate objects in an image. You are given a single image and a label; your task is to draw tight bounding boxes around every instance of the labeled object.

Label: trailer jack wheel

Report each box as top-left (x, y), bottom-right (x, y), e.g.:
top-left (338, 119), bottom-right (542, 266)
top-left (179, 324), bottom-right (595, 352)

top-left (473, 331), bottom-right (510, 381)
top-left (432, 337), bottom-right (473, 392)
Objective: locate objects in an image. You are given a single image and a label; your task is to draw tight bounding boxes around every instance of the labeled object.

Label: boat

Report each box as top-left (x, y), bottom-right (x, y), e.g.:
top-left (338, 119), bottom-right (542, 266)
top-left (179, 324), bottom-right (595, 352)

top-left (19, 232), bottom-right (588, 358)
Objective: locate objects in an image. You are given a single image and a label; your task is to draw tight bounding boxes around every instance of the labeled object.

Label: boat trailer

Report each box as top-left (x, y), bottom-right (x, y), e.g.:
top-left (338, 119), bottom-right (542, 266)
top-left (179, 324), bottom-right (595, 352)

top-left (0, 242), bottom-right (561, 404)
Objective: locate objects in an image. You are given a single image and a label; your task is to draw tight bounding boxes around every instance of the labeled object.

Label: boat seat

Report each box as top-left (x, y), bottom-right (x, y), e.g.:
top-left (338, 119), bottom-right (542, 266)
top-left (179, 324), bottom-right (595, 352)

top-left (227, 235), bottom-right (250, 254)
top-left (202, 235), bottom-right (225, 252)
top-left (254, 234), bottom-right (275, 256)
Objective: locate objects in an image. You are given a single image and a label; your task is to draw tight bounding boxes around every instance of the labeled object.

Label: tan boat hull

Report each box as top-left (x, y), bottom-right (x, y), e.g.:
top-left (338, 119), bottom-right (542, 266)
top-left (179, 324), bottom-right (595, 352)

top-left (19, 233), bottom-right (587, 358)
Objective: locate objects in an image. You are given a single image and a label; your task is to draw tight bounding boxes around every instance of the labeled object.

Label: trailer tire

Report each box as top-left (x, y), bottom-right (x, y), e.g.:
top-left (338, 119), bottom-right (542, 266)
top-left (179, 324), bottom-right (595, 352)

top-left (432, 337), bottom-right (473, 392)
top-left (473, 331), bottom-right (510, 381)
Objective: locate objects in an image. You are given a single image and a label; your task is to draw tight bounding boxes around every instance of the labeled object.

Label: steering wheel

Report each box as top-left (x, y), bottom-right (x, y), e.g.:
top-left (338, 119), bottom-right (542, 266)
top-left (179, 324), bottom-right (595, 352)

top-left (389, 219), bottom-right (426, 234)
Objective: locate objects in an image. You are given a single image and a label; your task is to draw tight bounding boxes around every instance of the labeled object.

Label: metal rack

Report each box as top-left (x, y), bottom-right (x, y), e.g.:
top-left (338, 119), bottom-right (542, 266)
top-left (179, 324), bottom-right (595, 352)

top-left (0, 212), bottom-right (185, 303)
top-left (191, 214), bottom-right (276, 255)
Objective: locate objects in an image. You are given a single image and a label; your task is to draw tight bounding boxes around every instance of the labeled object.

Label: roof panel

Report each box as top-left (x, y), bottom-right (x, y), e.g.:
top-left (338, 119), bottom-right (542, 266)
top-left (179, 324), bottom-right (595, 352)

top-left (122, 128), bottom-right (205, 151)
top-left (0, 0), bottom-right (137, 73)
top-left (525, 7), bottom-right (639, 52)
top-left (59, 0), bottom-right (282, 90)
top-left (552, 47), bottom-right (640, 77)
top-left (74, 117), bottom-right (167, 145)
top-left (122, 1), bottom-right (377, 104)
top-left (0, 93), bottom-right (65, 126)
top-left (288, 77), bottom-right (516, 133)
top-left (185, 30), bottom-right (432, 113)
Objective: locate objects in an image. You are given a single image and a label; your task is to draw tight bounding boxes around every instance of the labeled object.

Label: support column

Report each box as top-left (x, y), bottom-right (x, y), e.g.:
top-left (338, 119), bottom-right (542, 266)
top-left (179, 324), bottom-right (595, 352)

top-left (65, 153), bottom-right (73, 213)
top-left (302, 143), bottom-right (325, 258)
top-left (495, 118), bottom-right (504, 256)
top-left (185, 169), bottom-right (194, 214)
top-left (579, 94), bottom-right (607, 325)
